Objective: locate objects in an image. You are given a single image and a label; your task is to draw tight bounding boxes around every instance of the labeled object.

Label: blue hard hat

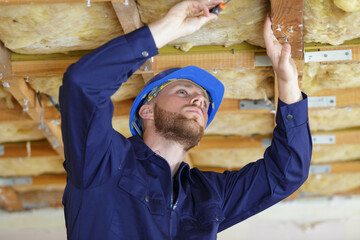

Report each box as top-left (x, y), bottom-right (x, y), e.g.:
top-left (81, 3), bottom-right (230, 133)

top-left (129, 66), bottom-right (225, 136)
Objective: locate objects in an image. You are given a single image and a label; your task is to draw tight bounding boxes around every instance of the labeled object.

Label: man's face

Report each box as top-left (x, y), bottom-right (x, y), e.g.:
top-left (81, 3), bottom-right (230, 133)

top-left (152, 80), bottom-right (210, 151)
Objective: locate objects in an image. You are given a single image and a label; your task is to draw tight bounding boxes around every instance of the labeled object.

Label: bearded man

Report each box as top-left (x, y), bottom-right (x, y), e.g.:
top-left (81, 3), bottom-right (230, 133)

top-left (60, 1), bottom-right (312, 239)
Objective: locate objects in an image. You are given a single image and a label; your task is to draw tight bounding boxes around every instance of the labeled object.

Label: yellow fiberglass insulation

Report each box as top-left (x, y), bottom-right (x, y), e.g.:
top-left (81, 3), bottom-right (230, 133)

top-left (300, 172), bottom-right (360, 195)
top-left (0, 123), bottom-right (44, 143)
top-left (190, 148), bottom-right (265, 169)
top-left (0, 2), bottom-right (123, 54)
top-left (112, 118), bottom-right (132, 138)
top-left (312, 144), bottom-right (360, 164)
top-left (205, 113), bottom-right (274, 136)
top-left (0, 156), bottom-right (64, 177)
top-left (304, 0), bottom-right (360, 45)
top-left (302, 63), bottom-right (360, 94)
top-left (211, 67), bottom-right (274, 100)
top-left (334, 0), bottom-right (360, 12)
top-left (309, 107), bottom-right (360, 131)
top-left (137, 0), bottom-right (269, 50)
top-left (29, 74), bottom-right (144, 103)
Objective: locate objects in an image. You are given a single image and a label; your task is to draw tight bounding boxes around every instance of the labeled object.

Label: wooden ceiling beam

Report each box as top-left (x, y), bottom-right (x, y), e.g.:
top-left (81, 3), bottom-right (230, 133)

top-left (111, 0), bottom-right (153, 82)
top-left (1, 76), bottom-right (64, 157)
top-left (0, 41), bottom-right (11, 80)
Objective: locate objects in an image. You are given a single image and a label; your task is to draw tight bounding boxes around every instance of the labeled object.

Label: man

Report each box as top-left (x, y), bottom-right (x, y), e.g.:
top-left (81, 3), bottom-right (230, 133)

top-left (60, 1), bottom-right (312, 239)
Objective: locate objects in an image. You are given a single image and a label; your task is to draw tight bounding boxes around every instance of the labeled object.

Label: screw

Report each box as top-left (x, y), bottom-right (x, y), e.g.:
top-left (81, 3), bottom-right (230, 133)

top-left (276, 25), bottom-right (281, 31)
top-left (213, 69), bottom-right (217, 74)
top-left (284, 36), bottom-right (288, 43)
top-left (87, 0), bottom-right (91, 7)
top-left (2, 82), bottom-right (10, 88)
top-left (144, 66), bottom-right (148, 71)
top-left (289, 27), bottom-right (293, 33)
top-left (324, 54), bottom-right (328, 58)
top-left (345, 51), bottom-right (350, 56)
top-left (25, 76), bottom-right (29, 82)
top-left (123, 0), bottom-right (129, 5)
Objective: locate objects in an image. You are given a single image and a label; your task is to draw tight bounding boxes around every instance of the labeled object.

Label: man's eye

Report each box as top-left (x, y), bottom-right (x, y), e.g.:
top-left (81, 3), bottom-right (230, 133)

top-left (178, 90), bottom-right (188, 95)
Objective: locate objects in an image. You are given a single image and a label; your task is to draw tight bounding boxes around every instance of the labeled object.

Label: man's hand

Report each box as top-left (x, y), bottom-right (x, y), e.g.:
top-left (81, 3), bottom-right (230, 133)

top-left (149, 0), bottom-right (222, 49)
top-left (264, 13), bottom-right (303, 104)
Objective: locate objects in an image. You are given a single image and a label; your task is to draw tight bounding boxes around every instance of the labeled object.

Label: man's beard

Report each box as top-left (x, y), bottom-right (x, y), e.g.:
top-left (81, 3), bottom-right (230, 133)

top-left (154, 103), bottom-right (204, 152)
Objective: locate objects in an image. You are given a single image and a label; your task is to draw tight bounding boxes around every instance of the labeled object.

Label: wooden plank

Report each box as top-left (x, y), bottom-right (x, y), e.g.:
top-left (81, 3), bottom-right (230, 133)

top-left (0, 187), bottom-right (23, 211)
top-left (0, 141), bottom-right (57, 159)
top-left (310, 88), bottom-right (360, 108)
top-left (270, 0), bottom-right (304, 60)
top-left (111, 0), bottom-right (142, 33)
top-left (152, 52), bottom-right (255, 71)
top-left (0, 41), bottom-right (12, 80)
top-left (1, 77), bottom-right (64, 157)
top-left (111, 0), bottom-right (154, 81)
top-left (330, 161), bottom-right (360, 174)
top-left (1, 77), bottom-right (41, 121)
top-left (11, 59), bottom-right (77, 77)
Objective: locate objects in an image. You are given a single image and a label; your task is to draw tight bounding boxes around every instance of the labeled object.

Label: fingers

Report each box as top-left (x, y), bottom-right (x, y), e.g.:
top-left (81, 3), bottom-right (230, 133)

top-left (263, 13), bottom-right (278, 49)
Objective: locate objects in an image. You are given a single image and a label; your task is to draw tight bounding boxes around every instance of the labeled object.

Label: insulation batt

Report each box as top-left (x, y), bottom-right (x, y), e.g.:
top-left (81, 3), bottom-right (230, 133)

top-left (302, 63), bottom-right (360, 94)
top-left (300, 173), bottom-right (360, 195)
top-left (205, 113), bottom-right (274, 136)
top-left (0, 156), bottom-right (64, 177)
top-left (304, 0), bottom-right (360, 45)
top-left (137, 0), bottom-right (269, 51)
top-left (0, 123), bottom-right (44, 144)
top-left (0, 1), bottom-right (360, 53)
top-left (309, 107), bottom-right (360, 131)
top-left (29, 74), bottom-right (144, 102)
top-left (190, 148), bottom-right (265, 169)
top-left (312, 144), bottom-right (360, 164)
top-left (210, 67), bottom-right (274, 100)
top-left (0, 2), bottom-right (123, 54)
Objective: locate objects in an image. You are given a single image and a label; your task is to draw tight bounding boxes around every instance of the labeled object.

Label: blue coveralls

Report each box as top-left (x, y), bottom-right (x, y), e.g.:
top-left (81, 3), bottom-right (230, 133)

top-left (60, 26), bottom-right (312, 240)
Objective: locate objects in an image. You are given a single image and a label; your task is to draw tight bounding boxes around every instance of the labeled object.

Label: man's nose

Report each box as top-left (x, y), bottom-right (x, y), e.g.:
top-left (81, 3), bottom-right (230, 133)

top-left (191, 94), bottom-right (205, 109)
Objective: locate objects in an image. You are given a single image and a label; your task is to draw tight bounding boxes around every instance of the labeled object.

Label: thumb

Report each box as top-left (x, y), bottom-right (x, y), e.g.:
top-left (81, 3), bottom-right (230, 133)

top-left (196, 13), bottom-right (218, 27)
top-left (279, 43), bottom-right (292, 67)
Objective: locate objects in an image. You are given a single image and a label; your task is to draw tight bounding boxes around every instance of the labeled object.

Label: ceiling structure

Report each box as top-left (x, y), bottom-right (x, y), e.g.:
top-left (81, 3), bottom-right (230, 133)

top-left (0, 0), bottom-right (360, 213)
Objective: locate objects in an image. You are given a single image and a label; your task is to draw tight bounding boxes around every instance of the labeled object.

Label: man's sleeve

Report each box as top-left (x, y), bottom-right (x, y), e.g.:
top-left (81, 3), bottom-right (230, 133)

top-left (59, 26), bottom-right (158, 188)
top-left (215, 92), bottom-right (312, 231)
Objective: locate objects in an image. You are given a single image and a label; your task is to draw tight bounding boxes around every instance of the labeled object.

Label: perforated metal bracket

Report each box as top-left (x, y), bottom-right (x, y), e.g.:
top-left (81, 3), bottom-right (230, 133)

top-left (239, 100), bottom-right (274, 110)
top-left (0, 145), bottom-right (4, 156)
top-left (312, 135), bottom-right (336, 145)
top-left (309, 165), bottom-right (331, 174)
top-left (308, 96), bottom-right (336, 108)
top-left (0, 177), bottom-right (32, 186)
top-left (305, 50), bottom-right (352, 63)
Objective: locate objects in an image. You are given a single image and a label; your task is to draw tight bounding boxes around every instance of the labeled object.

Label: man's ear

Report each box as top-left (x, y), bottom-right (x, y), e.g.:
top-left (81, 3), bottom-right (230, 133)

top-left (138, 104), bottom-right (154, 120)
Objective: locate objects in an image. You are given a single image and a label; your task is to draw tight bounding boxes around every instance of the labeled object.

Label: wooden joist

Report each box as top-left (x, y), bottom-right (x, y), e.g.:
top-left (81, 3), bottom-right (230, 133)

top-left (270, 0), bottom-right (304, 60)
top-left (1, 76), bottom-right (64, 157)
